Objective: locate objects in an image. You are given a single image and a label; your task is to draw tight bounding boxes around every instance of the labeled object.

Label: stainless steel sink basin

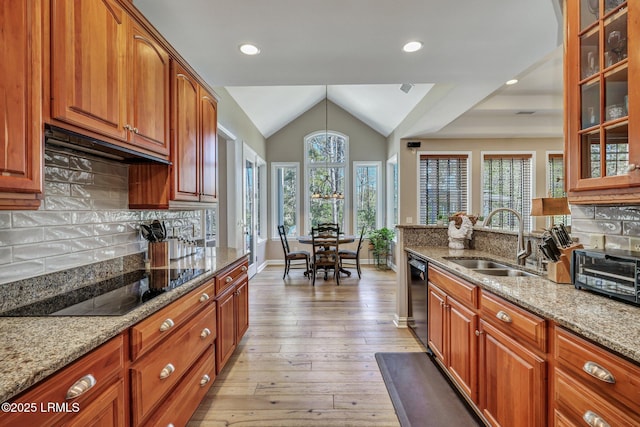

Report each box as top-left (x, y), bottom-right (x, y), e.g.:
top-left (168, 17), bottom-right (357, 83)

top-left (445, 258), bottom-right (511, 269)
top-left (473, 268), bottom-right (536, 277)
top-left (444, 257), bottom-right (537, 278)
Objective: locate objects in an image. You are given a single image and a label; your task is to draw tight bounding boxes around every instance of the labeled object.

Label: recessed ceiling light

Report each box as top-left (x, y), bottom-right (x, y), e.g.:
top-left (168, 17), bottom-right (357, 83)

top-left (506, 79), bottom-right (518, 85)
top-left (402, 41), bottom-right (423, 53)
top-left (239, 43), bottom-right (260, 55)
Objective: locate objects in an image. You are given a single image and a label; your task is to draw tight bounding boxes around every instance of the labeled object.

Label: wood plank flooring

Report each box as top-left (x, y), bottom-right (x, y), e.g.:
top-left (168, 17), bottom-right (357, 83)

top-left (188, 265), bottom-right (426, 426)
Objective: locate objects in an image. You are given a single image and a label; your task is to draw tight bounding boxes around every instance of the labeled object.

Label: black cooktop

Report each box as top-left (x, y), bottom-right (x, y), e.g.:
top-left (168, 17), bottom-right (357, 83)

top-left (0, 268), bottom-right (207, 317)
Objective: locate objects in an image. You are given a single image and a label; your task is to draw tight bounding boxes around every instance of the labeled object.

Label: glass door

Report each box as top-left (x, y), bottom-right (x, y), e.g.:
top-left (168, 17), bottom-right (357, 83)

top-left (242, 145), bottom-right (265, 278)
top-left (243, 156), bottom-right (256, 277)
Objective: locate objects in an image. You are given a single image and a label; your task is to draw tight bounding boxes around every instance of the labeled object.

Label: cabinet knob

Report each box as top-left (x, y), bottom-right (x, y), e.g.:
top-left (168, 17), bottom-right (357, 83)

top-left (241, 265), bottom-right (247, 272)
top-left (124, 124), bottom-right (132, 131)
top-left (200, 328), bottom-right (211, 339)
top-left (583, 410), bottom-right (610, 427)
top-left (159, 363), bottom-right (175, 380)
top-left (199, 293), bottom-right (210, 303)
top-left (133, 127), bottom-right (139, 134)
top-left (474, 330), bottom-right (484, 336)
top-left (225, 276), bottom-right (232, 283)
top-left (627, 164), bottom-right (638, 173)
top-left (159, 318), bottom-right (175, 332)
top-left (200, 374), bottom-right (211, 387)
top-left (582, 361), bottom-right (616, 384)
top-left (496, 310), bottom-right (512, 323)
top-left (65, 374), bottom-right (97, 400)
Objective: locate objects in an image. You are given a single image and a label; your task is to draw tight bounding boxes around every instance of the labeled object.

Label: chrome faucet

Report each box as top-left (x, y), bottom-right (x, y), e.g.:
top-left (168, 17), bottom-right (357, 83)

top-left (482, 208), bottom-right (530, 266)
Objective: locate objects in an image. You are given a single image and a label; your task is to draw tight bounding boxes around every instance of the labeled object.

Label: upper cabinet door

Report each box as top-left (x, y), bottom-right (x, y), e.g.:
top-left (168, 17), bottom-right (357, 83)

top-left (172, 63), bottom-right (200, 201)
top-left (0, 0), bottom-right (43, 206)
top-left (129, 22), bottom-right (170, 156)
top-left (51, 0), bottom-right (128, 141)
top-left (200, 93), bottom-right (218, 202)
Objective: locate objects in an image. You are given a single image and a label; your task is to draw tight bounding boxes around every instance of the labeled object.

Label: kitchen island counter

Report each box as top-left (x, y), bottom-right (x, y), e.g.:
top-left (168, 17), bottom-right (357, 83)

top-left (406, 246), bottom-right (640, 365)
top-left (0, 247), bottom-right (247, 403)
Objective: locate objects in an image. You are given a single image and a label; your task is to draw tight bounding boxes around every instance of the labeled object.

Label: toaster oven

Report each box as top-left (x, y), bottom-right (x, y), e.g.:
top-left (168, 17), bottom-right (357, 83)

top-left (571, 248), bottom-right (640, 306)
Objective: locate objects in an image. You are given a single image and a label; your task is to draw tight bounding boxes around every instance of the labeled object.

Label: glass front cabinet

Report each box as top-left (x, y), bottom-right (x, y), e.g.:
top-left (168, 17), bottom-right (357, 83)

top-left (565, 0), bottom-right (640, 202)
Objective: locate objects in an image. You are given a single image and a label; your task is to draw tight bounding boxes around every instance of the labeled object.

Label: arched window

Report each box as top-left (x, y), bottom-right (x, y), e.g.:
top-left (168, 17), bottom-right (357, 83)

top-left (304, 130), bottom-right (349, 233)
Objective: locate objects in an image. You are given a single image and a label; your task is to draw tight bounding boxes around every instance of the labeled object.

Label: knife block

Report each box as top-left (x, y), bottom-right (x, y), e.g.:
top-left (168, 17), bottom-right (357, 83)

top-left (149, 241), bottom-right (169, 268)
top-left (547, 243), bottom-right (583, 284)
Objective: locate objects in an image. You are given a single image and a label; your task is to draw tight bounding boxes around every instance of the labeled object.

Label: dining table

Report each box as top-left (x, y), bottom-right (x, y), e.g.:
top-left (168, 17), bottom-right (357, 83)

top-left (297, 234), bottom-right (356, 277)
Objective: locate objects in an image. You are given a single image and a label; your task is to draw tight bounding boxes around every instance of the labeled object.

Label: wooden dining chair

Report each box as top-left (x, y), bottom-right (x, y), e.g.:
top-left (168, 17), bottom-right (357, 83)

top-left (310, 224), bottom-right (340, 286)
top-left (278, 225), bottom-right (310, 279)
top-left (339, 226), bottom-right (366, 278)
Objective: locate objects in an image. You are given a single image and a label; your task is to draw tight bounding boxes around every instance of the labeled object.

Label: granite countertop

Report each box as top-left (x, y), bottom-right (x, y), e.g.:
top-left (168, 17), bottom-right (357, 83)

top-left (0, 247), bottom-right (247, 403)
top-left (406, 246), bottom-right (640, 365)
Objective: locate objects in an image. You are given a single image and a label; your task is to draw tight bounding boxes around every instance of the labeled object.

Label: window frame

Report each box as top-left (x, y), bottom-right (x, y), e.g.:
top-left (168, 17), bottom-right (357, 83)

top-left (386, 154), bottom-right (398, 231)
top-left (480, 150), bottom-right (536, 231)
top-left (352, 161), bottom-right (383, 234)
top-left (546, 150), bottom-right (571, 227)
top-left (416, 151), bottom-right (472, 225)
top-left (271, 162), bottom-right (300, 239)
top-left (303, 130), bottom-right (349, 234)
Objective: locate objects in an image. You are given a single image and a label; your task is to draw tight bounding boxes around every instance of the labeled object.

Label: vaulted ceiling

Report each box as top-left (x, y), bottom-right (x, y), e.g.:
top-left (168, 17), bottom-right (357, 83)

top-left (134, 0), bottom-right (564, 140)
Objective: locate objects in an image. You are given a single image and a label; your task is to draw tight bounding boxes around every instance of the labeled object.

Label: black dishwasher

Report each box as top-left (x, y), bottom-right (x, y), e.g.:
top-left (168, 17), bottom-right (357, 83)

top-left (408, 254), bottom-right (428, 347)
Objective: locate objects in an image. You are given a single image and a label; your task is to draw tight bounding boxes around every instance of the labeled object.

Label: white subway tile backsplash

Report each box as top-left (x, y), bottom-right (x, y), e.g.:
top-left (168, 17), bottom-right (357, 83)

top-left (0, 149), bottom-right (209, 285)
top-left (0, 260), bottom-right (45, 284)
top-left (595, 205), bottom-right (640, 221)
top-left (0, 228), bottom-right (44, 246)
top-left (13, 241), bottom-right (73, 261)
top-left (44, 225), bottom-right (95, 241)
top-left (0, 213), bottom-right (11, 229)
top-left (569, 205), bottom-right (595, 219)
top-left (571, 219), bottom-right (622, 235)
top-left (0, 247), bottom-right (11, 265)
top-left (44, 251), bottom-right (96, 272)
top-left (11, 211), bottom-right (71, 228)
top-left (622, 222), bottom-right (640, 236)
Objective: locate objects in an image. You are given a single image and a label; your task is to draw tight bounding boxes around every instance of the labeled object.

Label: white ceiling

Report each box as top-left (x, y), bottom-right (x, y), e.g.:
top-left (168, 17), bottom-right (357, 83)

top-left (134, 0), bottom-right (564, 140)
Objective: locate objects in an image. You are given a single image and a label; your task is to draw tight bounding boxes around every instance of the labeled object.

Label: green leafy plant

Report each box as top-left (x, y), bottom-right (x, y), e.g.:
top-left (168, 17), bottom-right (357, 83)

top-left (368, 227), bottom-right (395, 256)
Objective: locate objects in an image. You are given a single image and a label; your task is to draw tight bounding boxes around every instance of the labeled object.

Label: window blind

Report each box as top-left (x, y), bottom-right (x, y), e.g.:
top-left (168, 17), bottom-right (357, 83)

top-left (483, 154), bottom-right (532, 231)
top-left (419, 155), bottom-right (468, 224)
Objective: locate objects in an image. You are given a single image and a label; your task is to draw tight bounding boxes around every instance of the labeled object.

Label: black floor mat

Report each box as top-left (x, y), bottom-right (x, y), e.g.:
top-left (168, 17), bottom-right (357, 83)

top-left (375, 352), bottom-right (484, 427)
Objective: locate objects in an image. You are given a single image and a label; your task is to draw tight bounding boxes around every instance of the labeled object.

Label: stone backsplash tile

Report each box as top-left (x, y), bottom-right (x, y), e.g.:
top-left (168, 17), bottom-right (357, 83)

top-left (622, 221), bottom-right (640, 236)
top-left (0, 247), bottom-right (11, 265)
top-left (0, 228), bottom-right (45, 246)
top-left (11, 211), bottom-right (71, 228)
top-left (604, 235), bottom-right (630, 250)
top-left (595, 205), bottom-right (640, 221)
top-left (571, 219), bottom-right (622, 235)
top-left (569, 205), bottom-right (595, 219)
top-left (0, 213), bottom-right (10, 229)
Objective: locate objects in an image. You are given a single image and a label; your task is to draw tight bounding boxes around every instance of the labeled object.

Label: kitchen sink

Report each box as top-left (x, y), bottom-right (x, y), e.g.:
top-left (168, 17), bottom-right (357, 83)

top-left (445, 258), bottom-right (511, 269)
top-left (444, 257), bottom-right (537, 278)
top-left (472, 268), bottom-right (536, 277)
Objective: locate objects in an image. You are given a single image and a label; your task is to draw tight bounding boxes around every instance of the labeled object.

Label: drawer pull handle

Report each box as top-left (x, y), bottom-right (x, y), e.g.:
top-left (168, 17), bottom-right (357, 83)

top-left (496, 310), bottom-right (512, 323)
top-left (159, 318), bottom-right (175, 332)
top-left (65, 374), bottom-right (97, 400)
top-left (200, 328), bottom-right (211, 339)
top-left (241, 265), bottom-right (247, 272)
top-left (225, 276), bottom-right (232, 283)
top-left (199, 293), bottom-right (210, 302)
top-left (167, 424), bottom-right (175, 427)
top-left (582, 361), bottom-right (616, 384)
top-left (200, 374), bottom-right (211, 386)
top-left (474, 330), bottom-right (484, 336)
top-left (159, 363), bottom-right (175, 380)
top-left (583, 410), bottom-right (610, 427)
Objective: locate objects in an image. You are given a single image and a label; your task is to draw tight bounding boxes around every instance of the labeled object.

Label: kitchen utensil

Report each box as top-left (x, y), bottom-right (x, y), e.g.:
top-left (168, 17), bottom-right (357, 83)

top-left (544, 236), bottom-right (561, 260)
top-left (141, 224), bottom-right (157, 242)
top-left (559, 224), bottom-right (572, 246)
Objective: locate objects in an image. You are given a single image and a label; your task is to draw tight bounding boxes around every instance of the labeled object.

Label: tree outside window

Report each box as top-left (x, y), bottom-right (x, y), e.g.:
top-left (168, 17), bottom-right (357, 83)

top-left (354, 162), bottom-right (382, 235)
top-left (272, 163), bottom-right (299, 237)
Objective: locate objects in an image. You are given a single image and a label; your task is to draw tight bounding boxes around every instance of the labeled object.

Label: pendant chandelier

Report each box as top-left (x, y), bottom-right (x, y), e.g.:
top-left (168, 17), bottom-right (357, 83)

top-left (311, 86), bottom-right (344, 200)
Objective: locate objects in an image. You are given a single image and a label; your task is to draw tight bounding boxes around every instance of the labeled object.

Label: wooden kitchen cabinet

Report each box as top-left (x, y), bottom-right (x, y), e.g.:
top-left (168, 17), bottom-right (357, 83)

top-left (564, 0), bottom-right (640, 202)
top-left (128, 61), bottom-right (218, 208)
top-left (216, 258), bottom-right (250, 373)
top-left (0, 335), bottom-right (126, 427)
top-left (50, 0), bottom-right (170, 158)
top-left (552, 325), bottom-right (640, 425)
top-left (0, 0), bottom-right (43, 209)
top-left (427, 266), bottom-right (479, 403)
top-left (478, 292), bottom-right (547, 427)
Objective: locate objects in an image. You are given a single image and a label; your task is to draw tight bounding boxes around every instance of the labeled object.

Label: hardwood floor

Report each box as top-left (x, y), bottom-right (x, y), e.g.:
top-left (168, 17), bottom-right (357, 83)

top-left (188, 265), bottom-right (426, 426)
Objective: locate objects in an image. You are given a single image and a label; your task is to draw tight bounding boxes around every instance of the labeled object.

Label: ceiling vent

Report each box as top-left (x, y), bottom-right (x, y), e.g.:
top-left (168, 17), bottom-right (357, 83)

top-left (400, 83), bottom-right (414, 94)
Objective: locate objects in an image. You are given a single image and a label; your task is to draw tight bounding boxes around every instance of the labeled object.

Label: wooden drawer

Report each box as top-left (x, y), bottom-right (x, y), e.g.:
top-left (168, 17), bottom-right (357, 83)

top-left (553, 368), bottom-right (640, 427)
top-left (428, 265), bottom-right (477, 309)
top-left (0, 335), bottom-right (124, 427)
top-left (554, 326), bottom-right (640, 414)
top-left (480, 291), bottom-right (547, 353)
top-left (142, 346), bottom-right (216, 427)
top-left (130, 278), bottom-right (215, 360)
top-left (216, 258), bottom-right (248, 295)
top-left (130, 303), bottom-right (216, 425)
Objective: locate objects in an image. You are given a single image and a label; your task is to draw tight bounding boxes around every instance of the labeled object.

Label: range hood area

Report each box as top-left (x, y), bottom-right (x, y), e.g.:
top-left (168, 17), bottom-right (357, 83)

top-left (44, 125), bottom-right (171, 165)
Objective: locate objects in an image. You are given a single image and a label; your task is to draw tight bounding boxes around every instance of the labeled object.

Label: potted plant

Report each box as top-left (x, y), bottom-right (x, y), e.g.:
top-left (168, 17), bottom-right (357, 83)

top-left (368, 227), bottom-right (395, 269)
top-left (436, 214), bottom-right (447, 225)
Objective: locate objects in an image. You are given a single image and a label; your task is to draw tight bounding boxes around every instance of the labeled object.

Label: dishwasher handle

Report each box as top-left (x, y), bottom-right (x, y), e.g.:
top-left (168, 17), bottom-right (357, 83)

top-left (408, 258), bottom-right (427, 273)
